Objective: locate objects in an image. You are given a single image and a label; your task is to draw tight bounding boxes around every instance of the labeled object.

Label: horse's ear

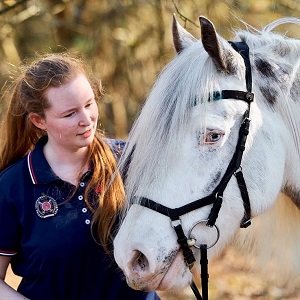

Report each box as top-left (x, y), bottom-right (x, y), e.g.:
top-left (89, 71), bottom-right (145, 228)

top-left (199, 16), bottom-right (236, 73)
top-left (172, 14), bottom-right (197, 54)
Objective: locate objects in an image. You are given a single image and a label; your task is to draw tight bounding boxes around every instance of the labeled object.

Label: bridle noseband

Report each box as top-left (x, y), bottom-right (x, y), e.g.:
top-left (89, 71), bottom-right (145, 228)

top-left (132, 42), bottom-right (254, 300)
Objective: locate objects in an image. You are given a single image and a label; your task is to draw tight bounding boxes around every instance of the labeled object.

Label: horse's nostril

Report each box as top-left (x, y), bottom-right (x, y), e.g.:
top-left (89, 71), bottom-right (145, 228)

top-left (137, 252), bottom-right (147, 269)
top-left (132, 250), bottom-right (149, 272)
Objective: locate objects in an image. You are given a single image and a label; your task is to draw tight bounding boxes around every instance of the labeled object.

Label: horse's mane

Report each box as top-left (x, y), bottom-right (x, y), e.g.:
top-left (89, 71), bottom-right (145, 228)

top-left (236, 17), bottom-right (300, 70)
top-left (236, 18), bottom-right (300, 157)
top-left (119, 17), bottom-right (300, 213)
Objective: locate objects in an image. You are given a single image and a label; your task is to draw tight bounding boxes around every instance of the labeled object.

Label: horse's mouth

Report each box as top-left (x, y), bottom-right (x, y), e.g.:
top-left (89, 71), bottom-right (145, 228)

top-left (156, 250), bottom-right (191, 291)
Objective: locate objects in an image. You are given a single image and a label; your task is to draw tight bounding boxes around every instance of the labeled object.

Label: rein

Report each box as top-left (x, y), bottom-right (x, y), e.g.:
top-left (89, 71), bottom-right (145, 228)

top-left (134, 41), bottom-right (254, 299)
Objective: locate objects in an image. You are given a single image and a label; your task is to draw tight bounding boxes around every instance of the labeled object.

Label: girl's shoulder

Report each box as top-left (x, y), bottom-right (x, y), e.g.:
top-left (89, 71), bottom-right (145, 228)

top-left (0, 155), bottom-right (28, 183)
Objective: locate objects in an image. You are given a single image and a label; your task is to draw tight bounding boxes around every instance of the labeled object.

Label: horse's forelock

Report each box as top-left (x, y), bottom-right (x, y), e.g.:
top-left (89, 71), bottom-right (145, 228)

top-left (119, 44), bottom-right (216, 203)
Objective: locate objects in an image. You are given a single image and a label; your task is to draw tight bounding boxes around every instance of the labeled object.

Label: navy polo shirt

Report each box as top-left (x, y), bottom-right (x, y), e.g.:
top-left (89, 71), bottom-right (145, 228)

top-left (0, 137), bottom-right (159, 300)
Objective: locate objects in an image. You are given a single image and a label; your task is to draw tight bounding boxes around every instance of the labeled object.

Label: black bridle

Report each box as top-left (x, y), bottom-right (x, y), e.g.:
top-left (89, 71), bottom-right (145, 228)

top-left (133, 42), bottom-right (254, 300)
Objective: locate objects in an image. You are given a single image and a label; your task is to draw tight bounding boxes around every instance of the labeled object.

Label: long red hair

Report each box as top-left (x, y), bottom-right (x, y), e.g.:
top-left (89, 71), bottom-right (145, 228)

top-left (0, 53), bottom-right (125, 251)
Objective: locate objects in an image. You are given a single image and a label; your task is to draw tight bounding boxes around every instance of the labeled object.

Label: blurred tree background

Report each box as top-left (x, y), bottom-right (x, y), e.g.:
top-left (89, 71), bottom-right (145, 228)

top-left (1, 0), bottom-right (300, 139)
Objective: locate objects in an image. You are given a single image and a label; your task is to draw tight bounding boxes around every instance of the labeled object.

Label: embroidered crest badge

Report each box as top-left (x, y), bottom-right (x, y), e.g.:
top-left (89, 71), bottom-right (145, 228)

top-left (35, 195), bottom-right (58, 218)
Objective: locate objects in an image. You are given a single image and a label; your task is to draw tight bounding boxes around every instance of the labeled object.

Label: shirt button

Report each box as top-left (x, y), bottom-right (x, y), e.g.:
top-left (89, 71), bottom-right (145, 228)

top-left (78, 195), bottom-right (83, 200)
top-left (85, 219), bottom-right (90, 225)
top-left (80, 182), bottom-right (85, 187)
top-left (82, 208), bottom-right (87, 213)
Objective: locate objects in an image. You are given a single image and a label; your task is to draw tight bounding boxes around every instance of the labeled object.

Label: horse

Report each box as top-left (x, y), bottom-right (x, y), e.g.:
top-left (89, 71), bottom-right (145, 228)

top-left (113, 15), bottom-right (300, 297)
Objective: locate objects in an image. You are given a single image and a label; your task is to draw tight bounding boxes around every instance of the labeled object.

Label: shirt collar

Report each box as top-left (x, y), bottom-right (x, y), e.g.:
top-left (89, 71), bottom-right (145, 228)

top-left (27, 136), bottom-right (94, 185)
top-left (27, 136), bottom-right (59, 185)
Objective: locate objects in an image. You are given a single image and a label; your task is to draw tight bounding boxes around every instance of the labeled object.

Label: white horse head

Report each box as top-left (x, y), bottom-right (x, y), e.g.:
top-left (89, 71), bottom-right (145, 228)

top-left (114, 15), bottom-right (300, 295)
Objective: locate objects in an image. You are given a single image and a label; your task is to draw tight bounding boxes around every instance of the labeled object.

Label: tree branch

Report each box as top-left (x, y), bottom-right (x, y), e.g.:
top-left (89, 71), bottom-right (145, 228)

top-left (0, 0), bottom-right (28, 16)
top-left (171, 0), bottom-right (199, 28)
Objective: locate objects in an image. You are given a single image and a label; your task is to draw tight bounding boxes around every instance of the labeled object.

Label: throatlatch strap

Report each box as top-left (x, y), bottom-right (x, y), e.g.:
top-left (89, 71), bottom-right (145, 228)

top-left (235, 170), bottom-right (251, 228)
top-left (206, 194), bottom-right (223, 227)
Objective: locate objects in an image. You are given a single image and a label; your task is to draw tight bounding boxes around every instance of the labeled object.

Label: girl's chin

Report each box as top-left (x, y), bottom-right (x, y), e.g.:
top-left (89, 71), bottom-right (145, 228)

top-left (76, 136), bottom-right (95, 149)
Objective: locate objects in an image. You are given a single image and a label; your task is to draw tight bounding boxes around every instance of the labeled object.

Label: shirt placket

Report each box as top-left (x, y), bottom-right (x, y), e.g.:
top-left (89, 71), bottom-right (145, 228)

top-left (77, 180), bottom-right (92, 225)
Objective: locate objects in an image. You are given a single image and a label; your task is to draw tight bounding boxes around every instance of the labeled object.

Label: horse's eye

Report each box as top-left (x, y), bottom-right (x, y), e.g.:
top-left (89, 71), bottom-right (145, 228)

top-left (205, 131), bottom-right (224, 144)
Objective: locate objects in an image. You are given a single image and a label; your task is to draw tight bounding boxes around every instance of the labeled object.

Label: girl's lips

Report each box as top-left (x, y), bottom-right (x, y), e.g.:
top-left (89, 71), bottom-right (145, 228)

top-left (79, 129), bottom-right (92, 138)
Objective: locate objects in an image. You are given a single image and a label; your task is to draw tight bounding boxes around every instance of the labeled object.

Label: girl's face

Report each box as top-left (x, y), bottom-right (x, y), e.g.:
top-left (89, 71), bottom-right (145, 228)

top-left (32, 74), bottom-right (99, 152)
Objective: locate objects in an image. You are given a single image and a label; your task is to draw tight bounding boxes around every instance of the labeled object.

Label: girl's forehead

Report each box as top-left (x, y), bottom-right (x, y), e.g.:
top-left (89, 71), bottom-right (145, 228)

top-left (46, 75), bottom-right (93, 107)
top-left (47, 74), bottom-right (89, 94)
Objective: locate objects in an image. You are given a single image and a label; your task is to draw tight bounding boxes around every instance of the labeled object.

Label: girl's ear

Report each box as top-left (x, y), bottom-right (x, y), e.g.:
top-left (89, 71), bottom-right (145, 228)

top-left (29, 113), bottom-right (47, 130)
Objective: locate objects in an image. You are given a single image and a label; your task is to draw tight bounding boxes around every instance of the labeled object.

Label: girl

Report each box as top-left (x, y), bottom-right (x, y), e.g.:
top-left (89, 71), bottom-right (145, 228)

top-left (0, 53), bottom-right (159, 300)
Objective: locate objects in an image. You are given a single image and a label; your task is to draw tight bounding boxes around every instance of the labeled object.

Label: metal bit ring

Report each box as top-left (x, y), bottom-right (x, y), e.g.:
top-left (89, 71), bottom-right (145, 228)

top-left (187, 219), bottom-right (220, 249)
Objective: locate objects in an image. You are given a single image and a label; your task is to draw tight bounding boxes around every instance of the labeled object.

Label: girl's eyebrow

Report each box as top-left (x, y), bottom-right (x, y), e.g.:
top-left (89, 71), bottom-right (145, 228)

top-left (59, 108), bottom-right (76, 116)
top-left (57, 98), bottom-right (95, 116)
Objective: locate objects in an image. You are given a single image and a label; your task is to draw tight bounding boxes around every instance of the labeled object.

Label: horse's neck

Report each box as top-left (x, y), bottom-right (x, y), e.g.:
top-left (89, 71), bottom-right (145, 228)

top-left (273, 61), bottom-right (300, 205)
top-left (274, 44), bottom-right (300, 155)
top-left (233, 192), bottom-right (300, 280)
top-left (279, 91), bottom-right (300, 146)
top-left (253, 44), bottom-right (300, 195)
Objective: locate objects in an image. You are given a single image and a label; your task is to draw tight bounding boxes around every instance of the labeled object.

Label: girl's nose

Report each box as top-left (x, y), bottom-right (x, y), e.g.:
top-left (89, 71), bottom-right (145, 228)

top-left (79, 111), bottom-right (91, 126)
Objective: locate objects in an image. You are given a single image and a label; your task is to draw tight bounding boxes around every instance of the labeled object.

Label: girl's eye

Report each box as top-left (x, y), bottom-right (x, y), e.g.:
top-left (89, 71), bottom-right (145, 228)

top-left (204, 131), bottom-right (224, 144)
top-left (64, 112), bottom-right (75, 118)
top-left (86, 99), bottom-right (96, 108)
